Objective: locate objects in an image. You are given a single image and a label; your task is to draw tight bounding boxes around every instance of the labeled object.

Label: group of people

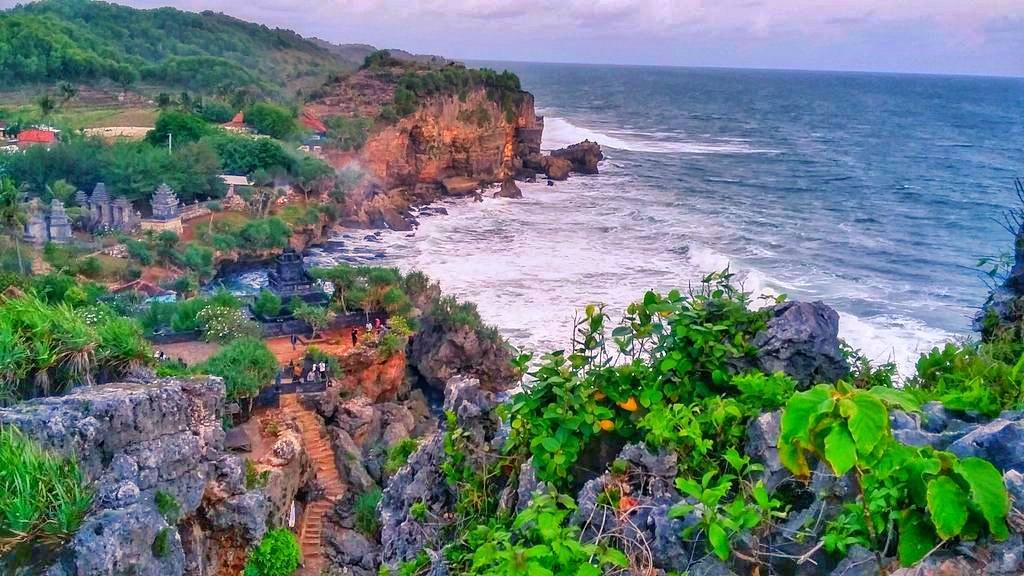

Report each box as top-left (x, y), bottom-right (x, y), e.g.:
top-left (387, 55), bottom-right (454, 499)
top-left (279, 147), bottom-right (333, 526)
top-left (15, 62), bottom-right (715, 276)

top-left (275, 359), bottom-right (330, 387)
top-left (351, 317), bottom-right (388, 346)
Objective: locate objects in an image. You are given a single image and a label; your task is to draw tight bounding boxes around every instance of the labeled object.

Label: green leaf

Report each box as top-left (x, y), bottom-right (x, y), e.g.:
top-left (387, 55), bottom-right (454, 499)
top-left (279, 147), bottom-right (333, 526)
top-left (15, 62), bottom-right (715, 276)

top-left (575, 564), bottom-right (601, 576)
top-left (541, 437), bottom-right (561, 453)
top-left (778, 440), bottom-right (811, 478)
top-left (781, 385), bottom-right (833, 442)
top-left (956, 457), bottom-right (1010, 540)
top-left (823, 424), bottom-right (857, 476)
top-left (707, 523), bottom-right (731, 561)
top-left (602, 548), bottom-right (629, 567)
top-left (868, 386), bottom-right (921, 412)
top-left (926, 476), bottom-right (968, 539)
top-left (898, 511), bottom-right (938, 566)
top-left (841, 392), bottom-right (888, 454)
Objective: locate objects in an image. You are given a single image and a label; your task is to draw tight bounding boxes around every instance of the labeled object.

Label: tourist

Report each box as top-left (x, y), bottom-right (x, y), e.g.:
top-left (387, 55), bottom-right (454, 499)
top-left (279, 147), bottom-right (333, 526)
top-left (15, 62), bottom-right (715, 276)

top-left (290, 333), bottom-right (298, 350)
top-left (275, 370), bottom-right (282, 389)
top-left (351, 327), bottom-right (358, 346)
top-left (318, 361), bottom-right (327, 380)
top-left (374, 318), bottom-right (382, 332)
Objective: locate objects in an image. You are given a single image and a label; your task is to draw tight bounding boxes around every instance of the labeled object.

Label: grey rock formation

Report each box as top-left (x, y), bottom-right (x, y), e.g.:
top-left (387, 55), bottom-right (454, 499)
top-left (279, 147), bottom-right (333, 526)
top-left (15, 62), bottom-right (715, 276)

top-left (493, 178), bottom-right (522, 199)
top-left (550, 140), bottom-right (604, 174)
top-left (0, 377), bottom-right (304, 576)
top-left (753, 301), bottom-right (849, 387)
top-left (409, 312), bottom-right (519, 393)
top-left (949, 418), bottom-right (1024, 472)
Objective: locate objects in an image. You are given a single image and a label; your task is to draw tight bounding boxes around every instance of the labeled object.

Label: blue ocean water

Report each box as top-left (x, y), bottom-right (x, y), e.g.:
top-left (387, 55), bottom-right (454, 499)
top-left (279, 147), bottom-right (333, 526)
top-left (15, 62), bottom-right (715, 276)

top-left (309, 65), bottom-right (1024, 373)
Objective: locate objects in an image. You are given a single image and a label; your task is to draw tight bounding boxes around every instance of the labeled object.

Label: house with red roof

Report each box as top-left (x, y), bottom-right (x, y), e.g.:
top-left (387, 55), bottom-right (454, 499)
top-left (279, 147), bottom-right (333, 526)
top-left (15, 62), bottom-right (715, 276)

top-left (16, 127), bottom-right (58, 148)
top-left (222, 111), bottom-right (252, 134)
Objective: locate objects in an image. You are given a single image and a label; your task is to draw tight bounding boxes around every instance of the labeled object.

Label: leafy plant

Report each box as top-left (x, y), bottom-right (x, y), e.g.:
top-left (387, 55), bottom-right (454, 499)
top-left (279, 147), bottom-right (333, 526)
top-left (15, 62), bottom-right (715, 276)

top-left (154, 490), bottom-right (180, 523)
top-left (779, 382), bottom-right (1010, 565)
top-left (243, 528), bottom-right (300, 576)
top-left (200, 339), bottom-right (277, 401)
top-left (251, 290), bottom-right (283, 318)
top-left (243, 459), bottom-right (270, 490)
top-left (385, 438), bottom-right (419, 475)
top-left (152, 527), bottom-right (172, 557)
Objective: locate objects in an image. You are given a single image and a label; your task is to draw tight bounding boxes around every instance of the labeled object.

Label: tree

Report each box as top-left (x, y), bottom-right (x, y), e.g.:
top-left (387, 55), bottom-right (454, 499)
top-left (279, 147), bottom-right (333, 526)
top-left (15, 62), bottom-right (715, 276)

top-left (0, 176), bottom-right (26, 274)
top-left (58, 82), bottom-right (78, 106)
top-left (245, 103), bottom-right (297, 140)
top-left (294, 303), bottom-right (329, 340)
top-left (147, 110), bottom-right (212, 148)
top-left (311, 264), bottom-right (357, 314)
top-left (45, 179), bottom-right (76, 204)
top-left (37, 94), bottom-right (55, 118)
top-left (156, 92), bottom-right (173, 109)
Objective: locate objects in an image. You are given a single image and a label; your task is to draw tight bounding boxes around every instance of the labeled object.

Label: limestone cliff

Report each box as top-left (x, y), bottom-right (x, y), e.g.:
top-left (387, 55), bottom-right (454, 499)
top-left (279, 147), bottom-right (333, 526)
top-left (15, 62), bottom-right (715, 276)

top-left (0, 377), bottom-right (312, 576)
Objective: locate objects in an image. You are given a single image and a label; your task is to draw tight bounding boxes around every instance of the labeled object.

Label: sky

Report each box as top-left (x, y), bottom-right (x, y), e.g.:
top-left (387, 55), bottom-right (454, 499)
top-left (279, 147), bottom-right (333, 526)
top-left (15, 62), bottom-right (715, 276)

top-left (8, 0), bottom-right (1024, 76)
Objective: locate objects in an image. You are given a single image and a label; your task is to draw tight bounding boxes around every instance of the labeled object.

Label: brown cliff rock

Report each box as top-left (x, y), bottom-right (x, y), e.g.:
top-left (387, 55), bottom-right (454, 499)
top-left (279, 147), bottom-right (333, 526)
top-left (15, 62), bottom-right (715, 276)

top-left (494, 178), bottom-right (522, 199)
top-left (334, 348), bottom-right (408, 403)
top-left (551, 140), bottom-right (604, 174)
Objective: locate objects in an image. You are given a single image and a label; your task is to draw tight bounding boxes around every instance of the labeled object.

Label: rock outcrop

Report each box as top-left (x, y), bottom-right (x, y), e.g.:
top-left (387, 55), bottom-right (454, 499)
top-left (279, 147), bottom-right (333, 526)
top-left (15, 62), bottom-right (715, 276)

top-left (494, 178), bottom-right (522, 199)
top-left (551, 140), bottom-right (604, 174)
top-left (753, 300), bottom-right (849, 387)
top-left (979, 205), bottom-right (1024, 339)
top-left (0, 377), bottom-right (310, 576)
top-left (409, 313), bottom-right (519, 393)
top-left (334, 347), bottom-right (408, 403)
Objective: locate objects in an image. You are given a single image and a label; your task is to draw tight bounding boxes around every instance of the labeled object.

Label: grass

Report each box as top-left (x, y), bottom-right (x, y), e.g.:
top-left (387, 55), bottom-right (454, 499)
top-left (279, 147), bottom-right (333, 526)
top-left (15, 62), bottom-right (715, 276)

top-left (354, 489), bottom-right (382, 537)
top-left (0, 425), bottom-right (93, 556)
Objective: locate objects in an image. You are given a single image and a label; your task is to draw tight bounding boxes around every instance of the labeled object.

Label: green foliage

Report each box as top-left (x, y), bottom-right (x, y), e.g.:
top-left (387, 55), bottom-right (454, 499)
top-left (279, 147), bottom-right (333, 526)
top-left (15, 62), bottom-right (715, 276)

top-left (245, 103), bottom-right (297, 140)
top-left (0, 292), bottom-right (151, 402)
top-left (293, 302), bottom-right (330, 339)
top-left (385, 438), bottom-right (419, 475)
top-left (910, 338), bottom-right (1024, 417)
top-left (243, 459), bottom-right (270, 490)
top-left (0, 425), bottom-right (93, 556)
top-left (389, 66), bottom-right (523, 121)
top-left (243, 528), bottom-right (300, 576)
top-left (251, 290), bottom-right (283, 318)
top-left (779, 382), bottom-right (1010, 566)
top-left (196, 305), bottom-right (260, 343)
top-left (468, 491), bottom-right (628, 576)
top-left (355, 489), bottom-right (383, 537)
top-left (154, 490), bottom-right (180, 523)
top-left (151, 527), bottom-right (171, 557)
top-left (325, 115), bottom-right (372, 150)
top-left (200, 338), bottom-right (277, 400)
top-left (146, 110), bottom-right (214, 146)
top-left (204, 132), bottom-right (297, 176)
top-left (198, 101), bottom-right (236, 123)
top-left (0, 0), bottom-right (347, 96)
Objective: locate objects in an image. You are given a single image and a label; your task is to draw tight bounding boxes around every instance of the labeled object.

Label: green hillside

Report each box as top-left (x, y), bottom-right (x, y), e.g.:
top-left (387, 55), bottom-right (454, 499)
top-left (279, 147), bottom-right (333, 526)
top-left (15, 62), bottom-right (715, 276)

top-left (0, 0), bottom-right (354, 97)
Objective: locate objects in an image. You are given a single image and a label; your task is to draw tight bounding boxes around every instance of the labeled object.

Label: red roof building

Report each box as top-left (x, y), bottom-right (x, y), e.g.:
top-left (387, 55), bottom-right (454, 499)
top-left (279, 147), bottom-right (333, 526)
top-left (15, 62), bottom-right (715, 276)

top-left (300, 110), bottom-right (327, 135)
top-left (17, 128), bottom-right (57, 146)
top-left (222, 112), bottom-right (251, 133)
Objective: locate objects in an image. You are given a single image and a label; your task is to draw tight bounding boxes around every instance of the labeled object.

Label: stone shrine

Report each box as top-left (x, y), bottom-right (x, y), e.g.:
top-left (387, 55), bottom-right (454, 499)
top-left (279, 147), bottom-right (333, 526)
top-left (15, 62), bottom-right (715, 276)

top-left (23, 198), bottom-right (74, 244)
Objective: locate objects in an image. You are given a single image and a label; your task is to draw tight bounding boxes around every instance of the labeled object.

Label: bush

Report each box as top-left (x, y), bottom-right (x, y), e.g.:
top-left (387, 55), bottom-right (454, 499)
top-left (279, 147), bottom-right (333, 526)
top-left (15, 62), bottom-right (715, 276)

top-left (146, 110), bottom-right (213, 147)
top-left (354, 489), bottom-right (382, 537)
top-left (154, 490), bottom-right (180, 522)
top-left (0, 425), bottom-right (93, 556)
top-left (200, 338), bottom-right (277, 400)
top-left (245, 103), bottom-right (297, 140)
top-left (243, 528), bottom-right (300, 576)
top-left (385, 438), bottom-right (418, 475)
top-left (197, 305), bottom-right (260, 342)
top-left (251, 290), bottom-right (283, 318)
top-left (152, 527), bottom-right (172, 557)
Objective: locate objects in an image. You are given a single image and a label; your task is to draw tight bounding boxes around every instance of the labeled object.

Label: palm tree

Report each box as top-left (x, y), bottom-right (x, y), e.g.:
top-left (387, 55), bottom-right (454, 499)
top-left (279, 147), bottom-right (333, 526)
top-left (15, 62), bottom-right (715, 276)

top-left (0, 176), bottom-right (26, 275)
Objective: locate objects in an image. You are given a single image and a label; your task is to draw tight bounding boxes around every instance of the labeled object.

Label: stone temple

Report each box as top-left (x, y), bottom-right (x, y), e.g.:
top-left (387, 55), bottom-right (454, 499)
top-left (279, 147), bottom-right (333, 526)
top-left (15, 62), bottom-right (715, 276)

top-left (140, 183), bottom-right (183, 234)
top-left (267, 248), bottom-right (328, 304)
top-left (23, 198), bottom-right (73, 244)
top-left (78, 183), bottom-right (141, 233)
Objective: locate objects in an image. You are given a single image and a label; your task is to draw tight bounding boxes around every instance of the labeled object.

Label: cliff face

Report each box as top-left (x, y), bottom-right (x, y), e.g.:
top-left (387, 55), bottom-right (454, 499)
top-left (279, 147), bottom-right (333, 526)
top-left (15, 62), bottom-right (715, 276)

top-left (0, 377), bottom-right (311, 576)
top-left (359, 89), bottom-right (538, 194)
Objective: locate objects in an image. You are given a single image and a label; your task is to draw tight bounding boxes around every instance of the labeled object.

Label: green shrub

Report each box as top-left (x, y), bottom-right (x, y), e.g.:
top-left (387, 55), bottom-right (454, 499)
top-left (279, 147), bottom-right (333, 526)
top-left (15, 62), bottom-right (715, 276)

top-left (200, 338), bottom-right (277, 401)
top-left (251, 290), bottom-right (283, 318)
top-left (0, 425), bottom-right (93, 555)
top-left (243, 528), bottom-right (300, 576)
top-left (196, 305), bottom-right (260, 342)
top-left (245, 103), bottom-right (297, 140)
top-left (151, 527), bottom-right (172, 557)
top-left (243, 459), bottom-right (270, 490)
top-left (384, 438), bottom-right (418, 475)
top-left (154, 490), bottom-right (180, 523)
top-left (354, 489), bottom-right (382, 537)
top-left (910, 338), bottom-right (1024, 417)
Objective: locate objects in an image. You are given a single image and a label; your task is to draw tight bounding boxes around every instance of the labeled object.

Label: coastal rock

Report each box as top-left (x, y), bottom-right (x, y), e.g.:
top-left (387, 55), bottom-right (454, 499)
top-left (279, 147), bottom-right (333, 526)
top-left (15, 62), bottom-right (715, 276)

top-left (551, 140), bottom-right (604, 174)
top-left (441, 176), bottom-right (480, 196)
top-left (334, 347), bottom-right (408, 402)
top-left (949, 418), bottom-right (1024, 472)
top-left (543, 156), bottom-right (572, 180)
top-left (494, 178), bottom-right (522, 199)
top-left (753, 301), bottom-right (849, 387)
top-left (409, 311), bottom-right (519, 393)
top-left (0, 377), bottom-right (303, 576)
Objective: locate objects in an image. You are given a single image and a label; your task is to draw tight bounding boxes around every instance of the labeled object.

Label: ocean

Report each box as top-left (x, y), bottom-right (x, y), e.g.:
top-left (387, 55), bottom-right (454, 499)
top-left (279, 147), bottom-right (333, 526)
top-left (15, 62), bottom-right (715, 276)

top-left (291, 64), bottom-right (1024, 374)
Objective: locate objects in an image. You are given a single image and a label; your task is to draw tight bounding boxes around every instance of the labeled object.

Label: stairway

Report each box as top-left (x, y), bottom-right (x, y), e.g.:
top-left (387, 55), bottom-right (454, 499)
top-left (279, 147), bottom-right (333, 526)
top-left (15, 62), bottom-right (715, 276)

top-left (281, 394), bottom-right (345, 574)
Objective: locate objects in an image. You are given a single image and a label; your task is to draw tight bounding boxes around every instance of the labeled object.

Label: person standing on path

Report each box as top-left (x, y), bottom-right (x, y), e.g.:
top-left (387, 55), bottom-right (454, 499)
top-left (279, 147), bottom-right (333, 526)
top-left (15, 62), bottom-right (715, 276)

top-left (351, 327), bottom-right (359, 347)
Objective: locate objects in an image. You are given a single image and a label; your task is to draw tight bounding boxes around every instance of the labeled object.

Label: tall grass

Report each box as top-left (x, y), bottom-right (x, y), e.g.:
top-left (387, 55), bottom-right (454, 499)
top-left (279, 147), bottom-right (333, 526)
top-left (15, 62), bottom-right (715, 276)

top-left (0, 426), bottom-right (93, 555)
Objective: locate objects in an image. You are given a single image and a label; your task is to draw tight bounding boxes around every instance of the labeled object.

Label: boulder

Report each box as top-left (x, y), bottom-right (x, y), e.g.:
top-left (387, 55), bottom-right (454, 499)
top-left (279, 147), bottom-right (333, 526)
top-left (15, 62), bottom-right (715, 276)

top-left (949, 418), bottom-right (1024, 472)
top-left (409, 312), bottom-right (519, 393)
top-left (0, 377), bottom-right (276, 576)
top-left (551, 140), bottom-right (604, 174)
top-left (493, 178), bottom-right (522, 199)
top-left (441, 176), bottom-right (479, 196)
top-left (753, 301), bottom-right (849, 387)
top-left (543, 156), bottom-right (572, 180)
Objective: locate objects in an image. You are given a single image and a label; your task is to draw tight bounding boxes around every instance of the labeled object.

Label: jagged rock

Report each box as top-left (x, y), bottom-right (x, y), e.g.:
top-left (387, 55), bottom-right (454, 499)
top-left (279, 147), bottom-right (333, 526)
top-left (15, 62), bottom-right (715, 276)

top-left (0, 377), bottom-right (304, 576)
top-left (224, 427), bottom-right (251, 452)
top-left (551, 140), bottom-right (604, 174)
top-left (745, 411), bottom-right (790, 491)
top-left (688, 558), bottom-right (739, 576)
top-left (327, 528), bottom-right (377, 570)
top-left (331, 427), bottom-right (378, 493)
top-left (379, 376), bottom-right (500, 567)
top-left (493, 178), bottom-right (522, 199)
top-left (543, 156), bottom-right (572, 180)
top-left (409, 312), bottom-right (518, 393)
top-left (753, 301), bottom-right (849, 387)
top-left (949, 418), bottom-right (1024, 472)
top-left (441, 176), bottom-right (480, 196)
top-left (829, 545), bottom-right (879, 576)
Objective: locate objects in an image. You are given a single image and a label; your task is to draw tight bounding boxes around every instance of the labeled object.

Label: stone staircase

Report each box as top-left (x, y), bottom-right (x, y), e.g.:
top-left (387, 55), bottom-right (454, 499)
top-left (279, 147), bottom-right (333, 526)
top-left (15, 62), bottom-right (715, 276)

top-left (281, 394), bottom-right (345, 574)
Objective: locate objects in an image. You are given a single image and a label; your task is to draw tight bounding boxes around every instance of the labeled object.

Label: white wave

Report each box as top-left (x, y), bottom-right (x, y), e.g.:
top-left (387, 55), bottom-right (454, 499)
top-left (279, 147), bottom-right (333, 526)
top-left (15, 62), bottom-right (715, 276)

top-left (838, 312), bottom-right (953, 378)
top-left (542, 116), bottom-right (777, 155)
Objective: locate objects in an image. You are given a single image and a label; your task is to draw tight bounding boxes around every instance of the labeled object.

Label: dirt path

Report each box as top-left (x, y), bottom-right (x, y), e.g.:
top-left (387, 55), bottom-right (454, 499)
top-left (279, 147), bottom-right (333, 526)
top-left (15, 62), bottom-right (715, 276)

top-left (266, 327), bottom-right (366, 368)
top-left (281, 394), bottom-right (345, 574)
